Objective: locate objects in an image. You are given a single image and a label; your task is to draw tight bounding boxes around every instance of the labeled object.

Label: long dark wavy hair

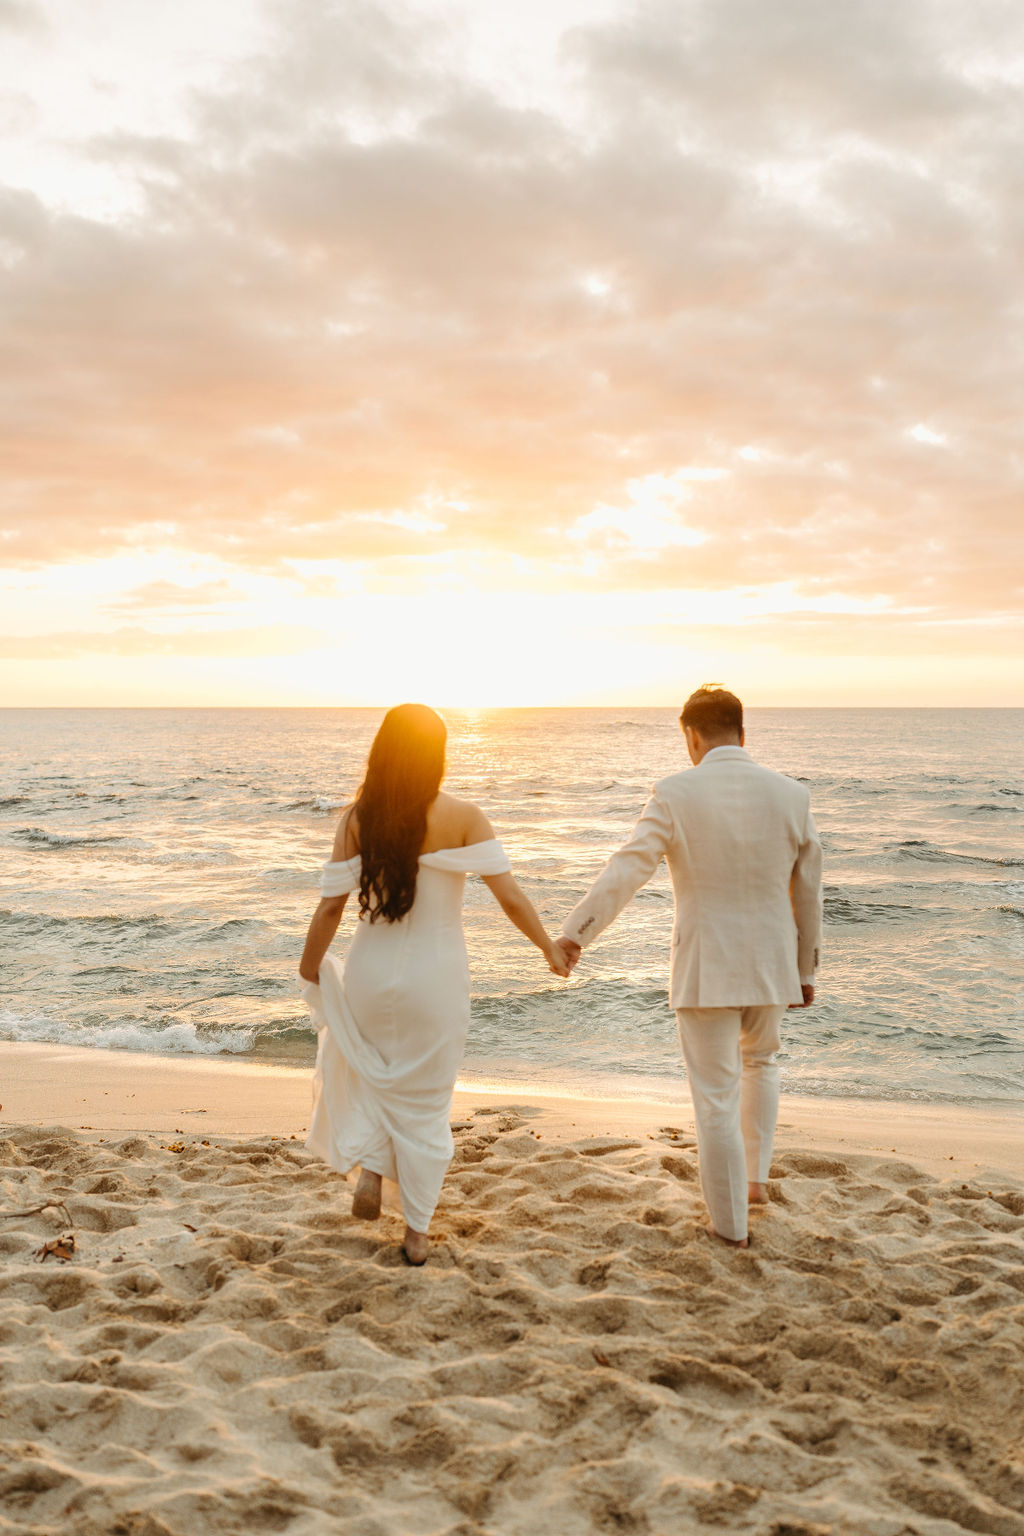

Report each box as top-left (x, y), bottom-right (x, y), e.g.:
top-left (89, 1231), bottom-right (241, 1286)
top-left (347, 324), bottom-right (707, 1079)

top-left (354, 704), bottom-right (447, 924)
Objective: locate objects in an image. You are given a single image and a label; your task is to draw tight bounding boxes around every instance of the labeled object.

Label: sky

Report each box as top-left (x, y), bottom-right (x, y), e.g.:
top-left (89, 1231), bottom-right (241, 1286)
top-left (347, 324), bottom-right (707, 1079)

top-left (1, 0), bottom-right (1022, 707)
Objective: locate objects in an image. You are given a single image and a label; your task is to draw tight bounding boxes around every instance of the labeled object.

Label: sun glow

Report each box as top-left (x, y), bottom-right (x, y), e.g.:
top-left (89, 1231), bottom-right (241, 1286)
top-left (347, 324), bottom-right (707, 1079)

top-left (8, 541), bottom-right (1007, 709)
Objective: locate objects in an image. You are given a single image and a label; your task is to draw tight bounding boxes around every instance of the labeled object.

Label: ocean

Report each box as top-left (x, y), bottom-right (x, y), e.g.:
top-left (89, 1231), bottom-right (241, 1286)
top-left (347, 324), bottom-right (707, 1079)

top-left (1, 707), bottom-right (1022, 1107)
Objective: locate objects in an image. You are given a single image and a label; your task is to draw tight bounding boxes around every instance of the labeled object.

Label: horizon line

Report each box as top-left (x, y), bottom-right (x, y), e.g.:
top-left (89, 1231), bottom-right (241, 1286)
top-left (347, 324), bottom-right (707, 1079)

top-left (2, 703), bottom-right (1022, 712)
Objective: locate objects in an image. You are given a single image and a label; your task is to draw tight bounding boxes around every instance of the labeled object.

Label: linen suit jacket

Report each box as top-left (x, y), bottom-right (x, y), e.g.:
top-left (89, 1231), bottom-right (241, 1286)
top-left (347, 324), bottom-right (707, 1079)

top-left (561, 746), bottom-right (823, 1009)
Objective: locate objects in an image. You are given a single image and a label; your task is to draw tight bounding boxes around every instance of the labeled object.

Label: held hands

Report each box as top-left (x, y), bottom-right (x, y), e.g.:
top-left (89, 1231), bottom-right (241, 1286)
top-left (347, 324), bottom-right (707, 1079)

top-left (555, 936), bottom-right (581, 974)
top-left (545, 936), bottom-right (581, 978)
top-left (546, 940), bottom-right (572, 978)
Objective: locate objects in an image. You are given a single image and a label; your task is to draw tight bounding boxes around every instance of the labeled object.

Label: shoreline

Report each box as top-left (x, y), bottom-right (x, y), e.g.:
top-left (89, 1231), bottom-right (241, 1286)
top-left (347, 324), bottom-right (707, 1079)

top-left (3, 1037), bottom-right (1022, 1182)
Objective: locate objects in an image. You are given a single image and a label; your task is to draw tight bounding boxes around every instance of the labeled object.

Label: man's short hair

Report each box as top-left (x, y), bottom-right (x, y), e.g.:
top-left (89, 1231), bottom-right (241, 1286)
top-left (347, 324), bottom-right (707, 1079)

top-left (680, 684), bottom-right (743, 739)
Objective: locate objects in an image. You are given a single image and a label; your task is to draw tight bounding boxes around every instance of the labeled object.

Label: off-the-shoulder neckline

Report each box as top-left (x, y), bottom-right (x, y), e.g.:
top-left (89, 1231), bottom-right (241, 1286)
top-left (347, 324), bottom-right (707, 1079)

top-left (322, 837), bottom-right (503, 868)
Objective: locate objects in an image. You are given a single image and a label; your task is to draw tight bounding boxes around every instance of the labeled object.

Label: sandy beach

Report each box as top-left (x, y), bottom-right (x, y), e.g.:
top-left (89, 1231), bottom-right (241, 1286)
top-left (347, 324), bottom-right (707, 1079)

top-left (2, 1043), bottom-right (1023, 1536)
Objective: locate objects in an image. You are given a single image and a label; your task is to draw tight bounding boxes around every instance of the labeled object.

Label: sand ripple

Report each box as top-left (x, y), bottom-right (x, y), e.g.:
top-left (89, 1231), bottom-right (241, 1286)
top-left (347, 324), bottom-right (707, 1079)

top-left (1, 1115), bottom-right (1023, 1535)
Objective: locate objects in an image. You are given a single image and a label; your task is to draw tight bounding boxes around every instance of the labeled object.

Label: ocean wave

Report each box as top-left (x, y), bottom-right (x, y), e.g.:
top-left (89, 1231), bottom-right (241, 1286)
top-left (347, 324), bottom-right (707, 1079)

top-left (471, 978), bottom-right (673, 1022)
top-left (285, 795), bottom-right (345, 813)
top-left (893, 842), bottom-right (1024, 868)
top-left (256, 867), bottom-right (315, 886)
top-left (73, 964), bottom-right (140, 977)
top-left (996, 905), bottom-right (1024, 919)
top-left (10, 827), bottom-right (150, 850)
top-left (554, 779), bottom-right (622, 796)
top-left (150, 849), bottom-right (238, 866)
top-left (0, 795), bottom-right (30, 808)
top-left (195, 918), bottom-right (273, 942)
top-left (513, 856), bottom-right (569, 874)
top-left (0, 909), bottom-right (171, 936)
top-left (824, 895), bottom-right (925, 924)
top-left (0, 1011), bottom-right (257, 1056)
top-left (775, 1074), bottom-right (1023, 1106)
top-left (249, 1021), bottom-right (318, 1059)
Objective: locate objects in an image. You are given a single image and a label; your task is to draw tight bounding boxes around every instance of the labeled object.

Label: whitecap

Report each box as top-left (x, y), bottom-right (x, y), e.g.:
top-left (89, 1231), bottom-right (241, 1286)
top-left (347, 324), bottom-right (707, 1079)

top-left (0, 1010), bottom-right (256, 1056)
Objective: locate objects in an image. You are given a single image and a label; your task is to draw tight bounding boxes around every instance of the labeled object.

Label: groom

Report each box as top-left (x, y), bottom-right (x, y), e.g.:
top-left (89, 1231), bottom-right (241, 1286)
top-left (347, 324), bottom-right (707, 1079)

top-left (558, 685), bottom-right (823, 1247)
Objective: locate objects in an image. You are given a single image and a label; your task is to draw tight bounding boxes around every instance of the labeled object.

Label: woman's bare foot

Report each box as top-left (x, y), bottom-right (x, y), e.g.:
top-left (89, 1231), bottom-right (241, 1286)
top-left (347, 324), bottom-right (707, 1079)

top-left (401, 1226), bottom-right (429, 1266)
top-left (705, 1223), bottom-right (749, 1248)
top-left (351, 1169), bottom-right (382, 1221)
top-left (748, 1182), bottom-right (769, 1205)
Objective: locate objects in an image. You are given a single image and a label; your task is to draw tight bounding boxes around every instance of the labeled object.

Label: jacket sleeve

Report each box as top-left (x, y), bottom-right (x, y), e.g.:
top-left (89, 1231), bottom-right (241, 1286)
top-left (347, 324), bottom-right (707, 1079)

top-left (790, 801), bottom-right (823, 983)
top-left (561, 792), bottom-right (674, 949)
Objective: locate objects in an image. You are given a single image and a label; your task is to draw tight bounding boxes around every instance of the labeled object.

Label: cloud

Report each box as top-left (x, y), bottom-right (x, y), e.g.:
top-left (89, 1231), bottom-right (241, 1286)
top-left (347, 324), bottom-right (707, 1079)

top-left (0, 1), bottom-right (46, 36)
top-left (565, 0), bottom-right (983, 150)
top-left (103, 579), bottom-right (245, 613)
top-left (1, 0), bottom-right (1023, 627)
top-left (0, 625), bottom-right (322, 658)
top-left (647, 608), bottom-right (1024, 658)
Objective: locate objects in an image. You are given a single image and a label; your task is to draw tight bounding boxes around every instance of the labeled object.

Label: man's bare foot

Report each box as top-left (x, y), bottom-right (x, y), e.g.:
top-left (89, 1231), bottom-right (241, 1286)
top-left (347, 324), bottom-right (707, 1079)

top-left (351, 1169), bottom-right (382, 1220)
top-left (705, 1223), bottom-right (749, 1249)
top-left (401, 1226), bottom-right (429, 1266)
top-left (748, 1182), bottom-right (769, 1205)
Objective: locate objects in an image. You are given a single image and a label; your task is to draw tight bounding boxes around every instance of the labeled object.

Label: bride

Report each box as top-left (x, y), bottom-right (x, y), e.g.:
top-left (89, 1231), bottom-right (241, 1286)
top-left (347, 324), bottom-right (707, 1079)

top-left (298, 703), bottom-right (570, 1264)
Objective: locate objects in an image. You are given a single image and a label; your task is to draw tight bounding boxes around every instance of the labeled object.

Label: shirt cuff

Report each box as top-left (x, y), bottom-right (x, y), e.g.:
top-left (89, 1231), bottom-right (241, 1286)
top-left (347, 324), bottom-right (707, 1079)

top-left (562, 913), bottom-right (597, 947)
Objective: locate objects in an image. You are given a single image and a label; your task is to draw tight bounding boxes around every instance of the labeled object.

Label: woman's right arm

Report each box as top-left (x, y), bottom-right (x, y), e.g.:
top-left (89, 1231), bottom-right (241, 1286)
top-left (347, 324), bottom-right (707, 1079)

top-left (298, 805), bottom-right (358, 984)
top-left (299, 896), bottom-right (347, 983)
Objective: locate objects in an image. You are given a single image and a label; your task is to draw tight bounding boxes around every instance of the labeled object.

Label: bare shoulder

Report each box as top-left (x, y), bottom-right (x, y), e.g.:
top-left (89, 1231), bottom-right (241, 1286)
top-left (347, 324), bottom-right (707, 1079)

top-left (330, 804), bottom-right (360, 861)
top-left (433, 792), bottom-right (495, 847)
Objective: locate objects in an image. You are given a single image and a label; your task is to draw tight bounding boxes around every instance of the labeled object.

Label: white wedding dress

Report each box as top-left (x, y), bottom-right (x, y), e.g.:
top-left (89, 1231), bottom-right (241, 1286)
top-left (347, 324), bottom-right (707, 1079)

top-left (300, 838), bottom-right (511, 1232)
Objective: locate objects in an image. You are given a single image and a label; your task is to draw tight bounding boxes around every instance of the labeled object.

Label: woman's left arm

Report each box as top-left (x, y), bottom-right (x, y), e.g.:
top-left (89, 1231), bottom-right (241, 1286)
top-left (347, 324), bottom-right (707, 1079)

top-left (299, 895), bottom-right (348, 983)
top-left (482, 872), bottom-right (570, 977)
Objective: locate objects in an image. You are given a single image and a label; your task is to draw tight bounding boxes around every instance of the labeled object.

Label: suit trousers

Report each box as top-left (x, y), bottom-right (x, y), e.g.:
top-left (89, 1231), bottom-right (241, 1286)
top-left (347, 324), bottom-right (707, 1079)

top-left (675, 1005), bottom-right (785, 1241)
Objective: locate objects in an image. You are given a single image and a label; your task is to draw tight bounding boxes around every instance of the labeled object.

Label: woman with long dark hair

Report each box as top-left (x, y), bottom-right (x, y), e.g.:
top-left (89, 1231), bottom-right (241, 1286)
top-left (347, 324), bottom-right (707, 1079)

top-left (299, 704), bottom-right (569, 1264)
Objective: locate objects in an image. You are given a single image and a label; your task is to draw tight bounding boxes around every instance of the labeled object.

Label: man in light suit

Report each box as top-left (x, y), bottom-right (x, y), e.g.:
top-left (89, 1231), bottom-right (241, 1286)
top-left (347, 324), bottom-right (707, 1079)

top-left (558, 685), bottom-right (823, 1248)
